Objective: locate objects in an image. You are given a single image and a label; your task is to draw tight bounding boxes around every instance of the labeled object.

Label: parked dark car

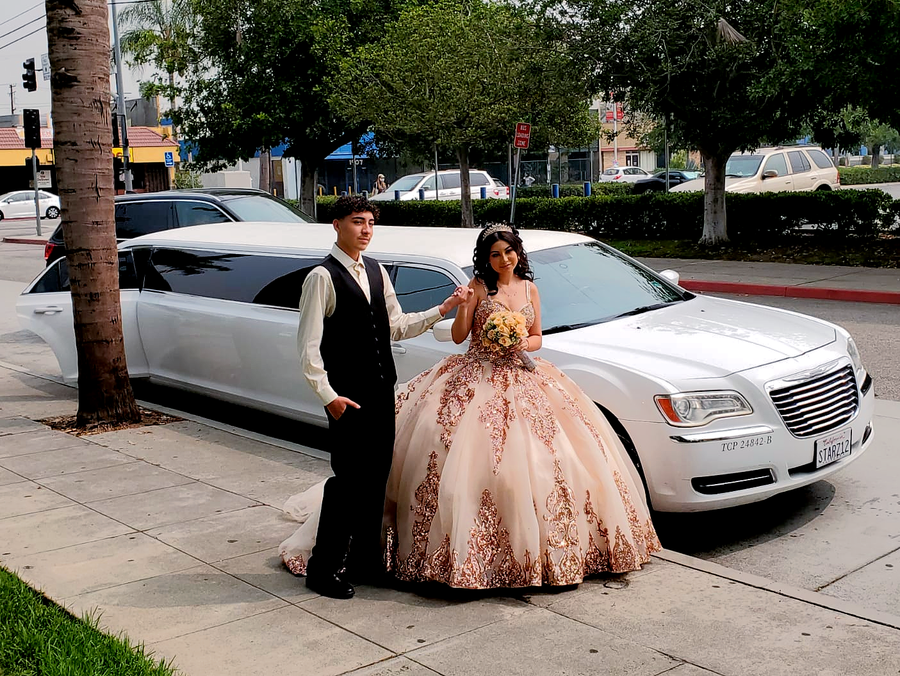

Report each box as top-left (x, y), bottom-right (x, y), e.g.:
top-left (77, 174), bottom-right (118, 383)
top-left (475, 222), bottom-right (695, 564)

top-left (632, 170), bottom-right (701, 194)
top-left (44, 188), bottom-right (312, 266)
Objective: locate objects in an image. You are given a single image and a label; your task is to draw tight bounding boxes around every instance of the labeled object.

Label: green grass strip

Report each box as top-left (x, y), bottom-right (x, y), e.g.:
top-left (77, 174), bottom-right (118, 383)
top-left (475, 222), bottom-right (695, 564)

top-left (0, 566), bottom-right (177, 676)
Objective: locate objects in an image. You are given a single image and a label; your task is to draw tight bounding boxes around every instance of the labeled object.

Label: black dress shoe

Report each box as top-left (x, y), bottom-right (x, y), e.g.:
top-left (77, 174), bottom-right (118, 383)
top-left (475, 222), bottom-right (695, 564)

top-left (306, 573), bottom-right (355, 599)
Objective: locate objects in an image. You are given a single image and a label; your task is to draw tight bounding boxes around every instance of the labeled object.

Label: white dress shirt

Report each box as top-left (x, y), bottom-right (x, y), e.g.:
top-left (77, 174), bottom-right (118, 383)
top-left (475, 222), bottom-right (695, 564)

top-left (298, 244), bottom-right (444, 406)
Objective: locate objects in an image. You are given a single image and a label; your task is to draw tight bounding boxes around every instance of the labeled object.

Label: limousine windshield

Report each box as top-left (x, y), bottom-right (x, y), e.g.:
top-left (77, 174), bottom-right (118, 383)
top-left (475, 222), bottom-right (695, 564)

top-left (467, 242), bottom-right (690, 334)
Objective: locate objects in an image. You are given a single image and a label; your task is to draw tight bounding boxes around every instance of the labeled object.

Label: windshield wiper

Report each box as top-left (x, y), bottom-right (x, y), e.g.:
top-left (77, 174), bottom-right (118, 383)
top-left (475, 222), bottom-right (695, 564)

top-left (725, 173), bottom-right (745, 178)
top-left (609, 301), bottom-right (681, 320)
top-left (543, 320), bottom-right (603, 336)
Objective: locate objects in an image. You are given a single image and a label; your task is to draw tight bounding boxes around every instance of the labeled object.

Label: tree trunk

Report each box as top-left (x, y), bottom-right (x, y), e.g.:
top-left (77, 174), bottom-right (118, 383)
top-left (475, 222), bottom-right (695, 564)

top-left (300, 162), bottom-right (318, 221)
top-left (872, 145), bottom-right (882, 169)
top-left (699, 150), bottom-right (729, 245)
top-left (168, 70), bottom-right (178, 142)
top-left (47, 0), bottom-right (141, 428)
top-left (259, 149), bottom-right (271, 193)
top-left (458, 146), bottom-right (474, 228)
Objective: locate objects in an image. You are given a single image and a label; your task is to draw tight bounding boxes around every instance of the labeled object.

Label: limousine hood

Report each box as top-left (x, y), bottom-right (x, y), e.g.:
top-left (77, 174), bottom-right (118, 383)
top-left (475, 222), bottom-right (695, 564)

top-left (545, 296), bottom-right (836, 382)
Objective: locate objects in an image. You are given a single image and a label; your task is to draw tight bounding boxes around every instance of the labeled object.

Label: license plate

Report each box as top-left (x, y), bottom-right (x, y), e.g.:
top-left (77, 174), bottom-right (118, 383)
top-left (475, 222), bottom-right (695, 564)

top-left (814, 428), bottom-right (852, 469)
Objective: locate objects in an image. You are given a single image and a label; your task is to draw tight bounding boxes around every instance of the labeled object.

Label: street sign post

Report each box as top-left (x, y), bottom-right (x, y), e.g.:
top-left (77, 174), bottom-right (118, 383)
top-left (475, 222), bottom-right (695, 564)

top-left (41, 54), bottom-right (51, 81)
top-left (510, 123), bottom-right (531, 226)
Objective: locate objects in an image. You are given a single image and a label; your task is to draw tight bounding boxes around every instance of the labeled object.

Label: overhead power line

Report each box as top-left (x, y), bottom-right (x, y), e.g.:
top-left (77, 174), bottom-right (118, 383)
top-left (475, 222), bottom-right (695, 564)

top-left (0, 2), bottom-right (43, 28)
top-left (0, 14), bottom-right (43, 41)
top-left (0, 24), bottom-right (45, 52)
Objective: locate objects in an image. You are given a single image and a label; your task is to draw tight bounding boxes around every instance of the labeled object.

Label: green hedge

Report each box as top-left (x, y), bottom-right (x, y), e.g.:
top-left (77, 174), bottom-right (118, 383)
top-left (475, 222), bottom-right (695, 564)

top-left (309, 189), bottom-right (895, 240)
top-left (514, 182), bottom-right (634, 198)
top-left (838, 166), bottom-right (900, 185)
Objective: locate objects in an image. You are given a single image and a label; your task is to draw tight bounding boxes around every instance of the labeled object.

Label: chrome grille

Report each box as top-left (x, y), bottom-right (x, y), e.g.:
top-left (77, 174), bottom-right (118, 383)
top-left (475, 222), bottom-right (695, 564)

top-left (770, 365), bottom-right (859, 438)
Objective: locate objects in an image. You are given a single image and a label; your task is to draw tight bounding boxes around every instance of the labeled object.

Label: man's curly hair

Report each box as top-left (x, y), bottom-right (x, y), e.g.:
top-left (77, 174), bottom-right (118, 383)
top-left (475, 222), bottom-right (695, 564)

top-left (332, 195), bottom-right (380, 222)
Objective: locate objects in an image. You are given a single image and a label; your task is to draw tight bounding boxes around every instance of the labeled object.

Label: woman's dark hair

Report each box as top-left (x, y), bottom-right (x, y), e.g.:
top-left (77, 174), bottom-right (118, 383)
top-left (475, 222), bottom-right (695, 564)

top-left (472, 227), bottom-right (534, 296)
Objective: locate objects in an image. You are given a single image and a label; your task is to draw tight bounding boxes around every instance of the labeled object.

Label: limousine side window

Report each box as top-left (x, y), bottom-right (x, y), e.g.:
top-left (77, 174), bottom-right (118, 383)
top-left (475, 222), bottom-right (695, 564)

top-left (144, 247), bottom-right (318, 308)
top-left (116, 201), bottom-right (176, 239)
top-left (29, 251), bottom-right (140, 293)
top-left (393, 265), bottom-right (458, 316)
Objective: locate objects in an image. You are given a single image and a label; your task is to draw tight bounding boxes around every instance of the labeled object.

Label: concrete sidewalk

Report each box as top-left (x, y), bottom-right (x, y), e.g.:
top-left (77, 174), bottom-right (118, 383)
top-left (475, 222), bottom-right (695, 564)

top-left (1, 364), bottom-right (899, 676)
top-left (639, 257), bottom-right (900, 305)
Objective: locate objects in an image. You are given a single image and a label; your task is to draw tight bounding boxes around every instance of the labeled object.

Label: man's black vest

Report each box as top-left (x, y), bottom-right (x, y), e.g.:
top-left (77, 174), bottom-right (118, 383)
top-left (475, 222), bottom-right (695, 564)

top-left (319, 255), bottom-right (397, 402)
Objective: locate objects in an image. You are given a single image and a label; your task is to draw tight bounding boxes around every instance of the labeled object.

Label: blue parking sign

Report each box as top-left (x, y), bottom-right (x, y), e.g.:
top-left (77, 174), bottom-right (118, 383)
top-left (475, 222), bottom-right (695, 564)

top-left (164, 151), bottom-right (174, 167)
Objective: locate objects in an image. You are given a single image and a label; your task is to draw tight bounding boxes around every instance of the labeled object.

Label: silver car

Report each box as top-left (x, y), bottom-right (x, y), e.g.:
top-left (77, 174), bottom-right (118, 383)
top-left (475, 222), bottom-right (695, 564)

top-left (370, 169), bottom-right (508, 201)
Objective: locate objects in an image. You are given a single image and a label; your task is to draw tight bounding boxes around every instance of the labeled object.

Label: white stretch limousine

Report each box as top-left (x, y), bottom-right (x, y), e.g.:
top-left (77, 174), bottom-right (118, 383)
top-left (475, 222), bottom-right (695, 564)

top-left (18, 223), bottom-right (875, 512)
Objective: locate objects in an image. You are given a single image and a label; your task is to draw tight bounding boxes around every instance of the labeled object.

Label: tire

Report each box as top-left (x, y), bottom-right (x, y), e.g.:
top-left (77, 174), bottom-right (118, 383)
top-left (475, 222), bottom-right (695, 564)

top-left (46, 206), bottom-right (60, 219)
top-left (815, 185), bottom-right (831, 191)
top-left (0, 211), bottom-right (4, 221)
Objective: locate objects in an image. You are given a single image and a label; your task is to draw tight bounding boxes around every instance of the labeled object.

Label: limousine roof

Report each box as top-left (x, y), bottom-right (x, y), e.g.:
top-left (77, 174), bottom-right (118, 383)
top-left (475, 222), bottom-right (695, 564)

top-left (124, 221), bottom-right (592, 268)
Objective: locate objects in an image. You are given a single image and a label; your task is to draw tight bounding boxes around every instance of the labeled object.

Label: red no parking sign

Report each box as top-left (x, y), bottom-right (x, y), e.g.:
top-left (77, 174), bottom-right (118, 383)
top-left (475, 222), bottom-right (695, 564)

top-left (514, 123), bottom-right (531, 149)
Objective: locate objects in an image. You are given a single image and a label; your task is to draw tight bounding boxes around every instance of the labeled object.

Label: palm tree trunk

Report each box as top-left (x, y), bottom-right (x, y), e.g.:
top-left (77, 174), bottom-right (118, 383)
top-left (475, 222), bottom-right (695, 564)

top-left (168, 70), bottom-right (178, 141)
top-left (259, 148), bottom-right (271, 193)
top-left (47, 0), bottom-right (141, 428)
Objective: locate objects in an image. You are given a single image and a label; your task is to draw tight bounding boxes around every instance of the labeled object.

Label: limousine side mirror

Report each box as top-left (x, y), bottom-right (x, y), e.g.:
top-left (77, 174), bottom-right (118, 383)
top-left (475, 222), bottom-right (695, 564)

top-left (433, 318), bottom-right (455, 342)
top-left (659, 269), bottom-right (680, 285)
top-left (762, 170), bottom-right (778, 179)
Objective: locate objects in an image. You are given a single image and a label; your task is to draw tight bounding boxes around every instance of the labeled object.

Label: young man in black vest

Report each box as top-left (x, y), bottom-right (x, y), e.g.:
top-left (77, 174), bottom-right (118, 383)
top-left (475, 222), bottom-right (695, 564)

top-left (297, 195), bottom-right (470, 599)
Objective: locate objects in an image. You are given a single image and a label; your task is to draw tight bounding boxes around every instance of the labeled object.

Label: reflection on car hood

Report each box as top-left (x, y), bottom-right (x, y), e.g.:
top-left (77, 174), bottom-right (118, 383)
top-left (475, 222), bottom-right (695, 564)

top-left (544, 296), bottom-right (835, 381)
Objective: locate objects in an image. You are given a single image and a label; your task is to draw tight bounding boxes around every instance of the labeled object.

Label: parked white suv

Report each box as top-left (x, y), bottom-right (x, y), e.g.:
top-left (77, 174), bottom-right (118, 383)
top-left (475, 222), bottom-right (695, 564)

top-left (370, 169), bottom-right (508, 201)
top-left (18, 222), bottom-right (874, 512)
top-left (599, 167), bottom-right (653, 183)
top-left (672, 146), bottom-right (840, 193)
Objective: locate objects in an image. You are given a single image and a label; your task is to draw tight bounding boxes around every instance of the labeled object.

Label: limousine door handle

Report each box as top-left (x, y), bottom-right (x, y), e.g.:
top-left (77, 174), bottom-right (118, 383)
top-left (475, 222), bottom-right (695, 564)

top-left (391, 343), bottom-right (407, 355)
top-left (34, 306), bottom-right (62, 315)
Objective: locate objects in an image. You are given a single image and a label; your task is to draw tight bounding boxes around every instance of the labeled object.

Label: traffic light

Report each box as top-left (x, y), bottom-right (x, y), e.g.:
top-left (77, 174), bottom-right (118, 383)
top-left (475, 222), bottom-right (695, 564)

top-left (25, 156), bottom-right (41, 173)
top-left (112, 114), bottom-right (120, 147)
top-left (23, 108), bottom-right (41, 149)
top-left (22, 58), bottom-right (37, 92)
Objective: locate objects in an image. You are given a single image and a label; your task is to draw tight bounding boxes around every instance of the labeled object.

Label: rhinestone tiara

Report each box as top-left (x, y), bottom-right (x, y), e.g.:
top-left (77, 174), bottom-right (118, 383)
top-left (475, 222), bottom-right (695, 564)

top-left (479, 223), bottom-right (513, 240)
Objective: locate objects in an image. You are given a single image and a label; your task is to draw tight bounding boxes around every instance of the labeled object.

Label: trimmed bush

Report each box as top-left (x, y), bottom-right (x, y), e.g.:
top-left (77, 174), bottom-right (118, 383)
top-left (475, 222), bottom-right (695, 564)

top-left (838, 165), bottom-right (900, 185)
top-left (309, 189), bottom-right (896, 240)
top-left (515, 182), bottom-right (634, 198)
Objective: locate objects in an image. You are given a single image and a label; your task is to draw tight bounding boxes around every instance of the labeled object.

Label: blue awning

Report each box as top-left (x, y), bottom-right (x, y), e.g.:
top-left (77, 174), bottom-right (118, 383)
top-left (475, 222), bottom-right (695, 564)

top-left (326, 132), bottom-right (376, 161)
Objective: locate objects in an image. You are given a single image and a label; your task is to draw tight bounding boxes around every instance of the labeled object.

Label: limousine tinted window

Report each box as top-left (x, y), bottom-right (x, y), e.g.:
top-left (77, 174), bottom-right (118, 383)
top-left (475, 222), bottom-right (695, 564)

top-left (393, 265), bottom-right (457, 314)
top-left (30, 252), bottom-right (140, 293)
top-left (145, 248), bottom-right (317, 307)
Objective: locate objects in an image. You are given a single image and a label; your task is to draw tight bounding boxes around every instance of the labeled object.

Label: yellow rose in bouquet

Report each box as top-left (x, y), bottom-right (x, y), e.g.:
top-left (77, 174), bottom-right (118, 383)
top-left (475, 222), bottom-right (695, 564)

top-left (481, 310), bottom-right (536, 370)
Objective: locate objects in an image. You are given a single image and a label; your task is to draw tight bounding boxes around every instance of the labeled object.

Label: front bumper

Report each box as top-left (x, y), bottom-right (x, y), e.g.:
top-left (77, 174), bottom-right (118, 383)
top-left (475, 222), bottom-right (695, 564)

top-left (627, 368), bottom-right (876, 513)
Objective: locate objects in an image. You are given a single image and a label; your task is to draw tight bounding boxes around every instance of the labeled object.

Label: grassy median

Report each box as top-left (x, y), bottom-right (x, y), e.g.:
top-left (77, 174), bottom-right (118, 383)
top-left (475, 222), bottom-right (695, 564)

top-left (0, 566), bottom-right (177, 676)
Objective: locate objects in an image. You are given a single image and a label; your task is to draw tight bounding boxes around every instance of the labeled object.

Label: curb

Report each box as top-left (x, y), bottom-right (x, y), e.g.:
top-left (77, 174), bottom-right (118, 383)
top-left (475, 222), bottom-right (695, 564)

top-left (680, 279), bottom-right (900, 305)
top-left (2, 237), bottom-right (48, 245)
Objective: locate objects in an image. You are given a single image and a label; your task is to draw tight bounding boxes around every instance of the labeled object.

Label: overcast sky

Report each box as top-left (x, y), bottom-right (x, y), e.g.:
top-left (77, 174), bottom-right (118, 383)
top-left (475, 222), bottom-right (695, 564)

top-left (0, 1), bottom-right (146, 121)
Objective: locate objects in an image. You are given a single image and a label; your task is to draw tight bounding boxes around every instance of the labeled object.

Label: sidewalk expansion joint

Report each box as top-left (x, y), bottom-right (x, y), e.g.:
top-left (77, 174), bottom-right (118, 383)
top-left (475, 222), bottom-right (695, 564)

top-left (655, 549), bottom-right (900, 631)
top-left (814, 542), bottom-right (900, 593)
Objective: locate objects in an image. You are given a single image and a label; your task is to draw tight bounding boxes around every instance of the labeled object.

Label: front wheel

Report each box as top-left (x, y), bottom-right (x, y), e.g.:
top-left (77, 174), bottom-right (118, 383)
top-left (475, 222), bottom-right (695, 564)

top-left (0, 210), bottom-right (4, 221)
top-left (45, 206), bottom-right (60, 219)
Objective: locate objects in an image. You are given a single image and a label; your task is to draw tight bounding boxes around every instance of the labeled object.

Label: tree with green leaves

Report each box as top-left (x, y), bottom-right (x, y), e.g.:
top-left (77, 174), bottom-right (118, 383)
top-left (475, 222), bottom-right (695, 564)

top-left (335, 0), bottom-right (598, 227)
top-left (119, 0), bottom-right (195, 139)
top-left (572, 1), bottom-right (828, 244)
top-left (177, 0), bottom-right (407, 217)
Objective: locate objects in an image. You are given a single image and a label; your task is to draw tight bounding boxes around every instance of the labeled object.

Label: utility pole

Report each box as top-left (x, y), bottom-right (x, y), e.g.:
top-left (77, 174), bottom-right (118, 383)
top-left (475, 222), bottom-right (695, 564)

top-left (8, 85), bottom-right (14, 115)
top-left (110, 0), bottom-right (132, 192)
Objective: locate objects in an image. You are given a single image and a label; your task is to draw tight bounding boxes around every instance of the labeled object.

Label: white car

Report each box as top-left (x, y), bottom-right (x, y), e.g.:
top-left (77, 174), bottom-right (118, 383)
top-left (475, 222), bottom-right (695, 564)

top-left (18, 223), bottom-right (874, 512)
top-left (0, 190), bottom-right (60, 220)
top-left (370, 169), bottom-right (508, 201)
top-left (599, 167), bottom-right (653, 183)
top-left (671, 146), bottom-right (840, 194)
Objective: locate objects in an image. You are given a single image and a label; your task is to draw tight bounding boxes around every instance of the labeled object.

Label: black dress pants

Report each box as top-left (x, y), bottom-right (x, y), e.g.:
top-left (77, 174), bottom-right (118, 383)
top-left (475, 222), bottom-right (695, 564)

top-left (307, 386), bottom-right (396, 578)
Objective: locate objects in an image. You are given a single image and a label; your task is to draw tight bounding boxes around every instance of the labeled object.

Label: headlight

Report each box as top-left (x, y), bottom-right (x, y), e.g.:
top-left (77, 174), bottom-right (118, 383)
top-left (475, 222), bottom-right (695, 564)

top-left (655, 391), bottom-right (753, 427)
top-left (847, 337), bottom-right (864, 377)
